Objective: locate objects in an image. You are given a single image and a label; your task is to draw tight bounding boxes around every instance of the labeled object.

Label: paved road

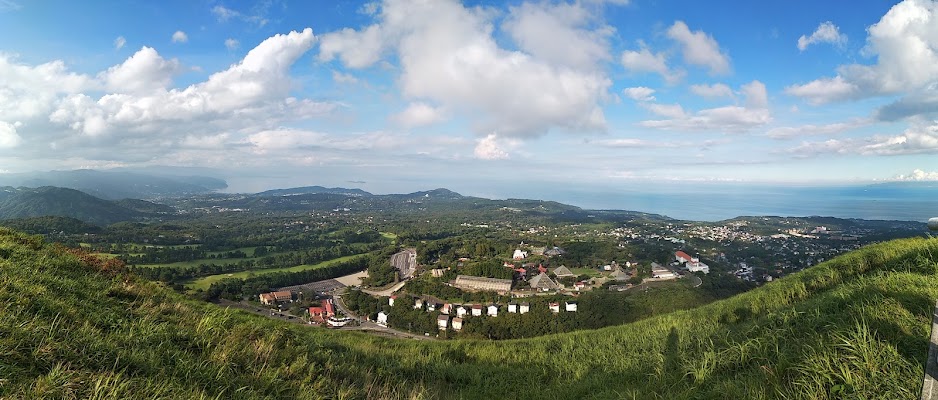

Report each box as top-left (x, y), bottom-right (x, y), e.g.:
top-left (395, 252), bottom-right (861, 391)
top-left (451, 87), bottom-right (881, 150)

top-left (921, 300), bottom-right (938, 400)
top-left (363, 280), bottom-right (406, 297)
top-left (333, 291), bottom-right (436, 340)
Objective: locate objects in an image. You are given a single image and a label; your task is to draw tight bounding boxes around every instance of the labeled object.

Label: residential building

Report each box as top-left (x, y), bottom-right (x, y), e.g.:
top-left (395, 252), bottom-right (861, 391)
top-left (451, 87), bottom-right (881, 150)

top-left (471, 304), bottom-right (483, 316)
top-left (487, 304), bottom-right (498, 317)
top-left (549, 302), bottom-right (560, 313)
top-left (565, 302), bottom-right (578, 312)
top-left (414, 298), bottom-right (424, 310)
top-left (456, 306), bottom-right (468, 317)
top-left (376, 311), bottom-right (389, 326)
top-left (388, 295), bottom-right (396, 307)
top-left (512, 249), bottom-right (528, 260)
top-left (437, 315), bottom-right (449, 330)
top-left (452, 317), bottom-right (464, 331)
top-left (519, 302), bottom-right (530, 314)
top-left (508, 302), bottom-right (518, 313)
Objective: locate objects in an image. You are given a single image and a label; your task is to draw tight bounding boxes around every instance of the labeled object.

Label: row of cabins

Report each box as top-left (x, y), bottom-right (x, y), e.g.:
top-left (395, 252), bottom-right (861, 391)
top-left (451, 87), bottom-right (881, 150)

top-left (379, 300), bottom-right (578, 332)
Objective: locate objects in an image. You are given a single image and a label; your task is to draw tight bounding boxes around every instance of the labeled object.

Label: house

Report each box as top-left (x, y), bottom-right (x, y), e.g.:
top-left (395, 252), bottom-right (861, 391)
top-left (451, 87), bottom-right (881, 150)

top-left (573, 281), bottom-right (587, 291)
top-left (552, 265), bottom-right (574, 278)
top-left (427, 302), bottom-right (437, 312)
top-left (515, 267), bottom-right (527, 278)
top-left (437, 315), bottom-right (449, 330)
top-left (388, 295), bottom-right (397, 307)
top-left (519, 302), bottom-right (530, 314)
top-left (549, 302), bottom-right (560, 313)
top-left (414, 299), bottom-right (424, 310)
top-left (508, 302), bottom-right (518, 313)
top-left (376, 311), bottom-right (389, 326)
top-left (453, 275), bottom-right (513, 293)
top-left (441, 303), bottom-right (452, 315)
top-left (308, 299), bottom-right (336, 323)
top-left (565, 302), bottom-right (578, 312)
top-left (487, 304), bottom-right (498, 317)
top-left (512, 249), bottom-right (528, 260)
top-left (452, 317), bottom-right (463, 331)
top-left (390, 248), bottom-right (418, 280)
top-left (538, 264), bottom-right (547, 274)
top-left (471, 304), bottom-right (483, 316)
top-left (529, 272), bottom-right (559, 291)
top-left (260, 290), bottom-right (293, 305)
top-left (456, 306), bottom-right (468, 317)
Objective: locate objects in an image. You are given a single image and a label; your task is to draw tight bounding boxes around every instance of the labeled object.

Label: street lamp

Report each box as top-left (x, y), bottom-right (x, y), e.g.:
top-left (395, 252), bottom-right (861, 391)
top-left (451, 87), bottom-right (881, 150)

top-left (930, 218), bottom-right (938, 231)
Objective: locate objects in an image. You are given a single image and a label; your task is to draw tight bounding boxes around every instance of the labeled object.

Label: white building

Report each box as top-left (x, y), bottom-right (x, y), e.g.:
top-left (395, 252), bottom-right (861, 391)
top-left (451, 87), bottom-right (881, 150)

top-left (565, 302), bottom-right (578, 312)
top-left (508, 303), bottom-right (518, 313)
top-left (456, 306), bottom-right (468, 317)
top-left (513, 249), bottom-right (528, 260)
top-left (452, 317), bottom-right (463, 331)
top-left (487, 305), bottom-right (498, 317)
top-left (549, 302), bottom-right (560, 313)
top-left (471, 304), bottom-right (483, 316)
top-left (376, 311), bottom-right (389, 326)
top-left (437, 315), bottom-right (449, 330)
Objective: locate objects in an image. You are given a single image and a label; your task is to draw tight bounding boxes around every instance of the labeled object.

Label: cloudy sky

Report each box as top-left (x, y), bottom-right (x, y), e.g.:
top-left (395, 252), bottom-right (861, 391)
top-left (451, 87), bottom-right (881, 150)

top-left (1, 0), bottom-right (937, 196)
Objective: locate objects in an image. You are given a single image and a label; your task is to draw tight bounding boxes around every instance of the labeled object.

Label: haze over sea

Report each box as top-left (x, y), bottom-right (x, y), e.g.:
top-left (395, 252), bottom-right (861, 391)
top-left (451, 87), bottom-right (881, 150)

top-left (530, 183), bottom-right (938, 223)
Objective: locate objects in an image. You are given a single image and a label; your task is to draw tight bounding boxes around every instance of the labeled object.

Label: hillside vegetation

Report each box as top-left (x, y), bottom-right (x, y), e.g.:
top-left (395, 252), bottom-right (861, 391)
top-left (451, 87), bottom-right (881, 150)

top-left (1, 228), bottom-right (937, 399)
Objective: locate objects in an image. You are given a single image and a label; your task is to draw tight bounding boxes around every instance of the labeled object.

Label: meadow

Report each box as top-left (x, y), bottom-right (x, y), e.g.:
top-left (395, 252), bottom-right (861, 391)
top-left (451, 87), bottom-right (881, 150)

top-left (183, 253), bottom-right (367, 290)
top-left (1, 227), bottom-right (935, 399)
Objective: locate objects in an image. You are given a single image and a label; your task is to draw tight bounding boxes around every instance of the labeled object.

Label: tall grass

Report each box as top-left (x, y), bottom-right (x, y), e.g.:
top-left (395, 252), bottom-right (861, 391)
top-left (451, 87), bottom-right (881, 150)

top-left (1, 228), bottom-right (937, 398)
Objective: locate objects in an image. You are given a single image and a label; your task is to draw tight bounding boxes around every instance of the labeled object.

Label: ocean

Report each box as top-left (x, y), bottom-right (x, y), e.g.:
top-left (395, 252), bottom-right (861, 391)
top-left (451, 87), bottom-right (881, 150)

top-left (534, 183), bottom-right (938, 222)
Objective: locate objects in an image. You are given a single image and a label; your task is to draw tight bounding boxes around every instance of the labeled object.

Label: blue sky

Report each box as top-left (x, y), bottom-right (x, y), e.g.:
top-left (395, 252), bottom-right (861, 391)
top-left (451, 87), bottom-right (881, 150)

top-left (1, 0), bottom-right (937, 197)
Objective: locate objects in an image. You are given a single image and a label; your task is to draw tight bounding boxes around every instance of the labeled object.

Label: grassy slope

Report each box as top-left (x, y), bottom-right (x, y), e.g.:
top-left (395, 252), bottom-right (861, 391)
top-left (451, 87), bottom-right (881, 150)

top-left (183, 253), bottom-right (367, 290)
top-left (1, 227), bottom-right (937, 399)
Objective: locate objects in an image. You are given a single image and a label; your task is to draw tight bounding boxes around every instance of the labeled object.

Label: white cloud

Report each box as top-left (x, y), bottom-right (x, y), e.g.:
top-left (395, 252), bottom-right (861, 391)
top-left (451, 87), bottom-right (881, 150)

top-left (787, 0), bottom-right (938, 107)
top-left (594, 138), bottom-right (685, 148)
top-left (225, 38), bottom-right (239, 50)
top-left (331, 70), bottom-right (358, 84)
top-left (172, 31), bottom-right (188, 43)
top-left (392, 102), bottom-right (446, 128)
top-left (211, 4), bottom-right (268, 26)
top-left (99, 47), bottom-right (180, 94)
top-left (0, 121), bottom-right (21, 148)
top-left (620, 42), bottom-right (684, 84)
top-left (503, 2), bottom-right (612, 71)
top-left (891, 169), bottom-right (938, 181)
top-left (317, 0), bottom-right (611, 138)
top-left (788, 121), bottom-right (938, 156)
top-left (622, 87), bottom-right (655, 102)
top-left (0, 0), bottom-right (21, 12)
top-left (666, 21), bottom-right (731, 75)
top-left (50, 28), bottom-right (329, 137)
top-left (740, 80), bottom-right (768, 109)
top-left (766, 118), bottom-right (869, 139)
top-left (212, 5), bottom-right (239, 21)
top-left (797, 21), bottom-right (847, 51)
top-left (784, 76), bottom-right (859, 104)
top-left (0, 54), bottom-right (97, 121)
top-left (690, 83), bottom-right (733, 99)
top-left (473, 133), bottom-right (513, 160)
top-left (114, 36), bottom-right (126, 50)
top-left (640, 80), bottom-right (770, 132)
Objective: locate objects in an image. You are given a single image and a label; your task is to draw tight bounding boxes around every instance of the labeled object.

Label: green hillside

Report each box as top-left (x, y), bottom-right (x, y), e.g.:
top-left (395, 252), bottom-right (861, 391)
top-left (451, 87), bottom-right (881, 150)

top-left (0, 187), bottom-right (145, 226)
top-left (1, 227), bottom-right (936, 399)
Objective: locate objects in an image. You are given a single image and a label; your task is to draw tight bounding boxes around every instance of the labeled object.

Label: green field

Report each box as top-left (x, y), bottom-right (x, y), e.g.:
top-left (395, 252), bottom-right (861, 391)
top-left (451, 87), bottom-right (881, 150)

top-left (380, 231), bottom-right (398, 239)
top-left (3, 228), bottom-right (936, 399)
top-left (132, 248), bottom-right (294, 269)
top-left (183, 253), bottom-right (366, 290)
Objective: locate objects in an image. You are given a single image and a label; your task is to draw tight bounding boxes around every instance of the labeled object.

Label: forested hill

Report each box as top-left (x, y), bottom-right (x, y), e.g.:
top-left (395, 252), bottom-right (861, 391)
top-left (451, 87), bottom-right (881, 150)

top-left (2, 229), bottom-right (937, 398)
top-left (0, 169), bottom-right (227, 199)
top-left (0, 187), bottom-right (168, 226)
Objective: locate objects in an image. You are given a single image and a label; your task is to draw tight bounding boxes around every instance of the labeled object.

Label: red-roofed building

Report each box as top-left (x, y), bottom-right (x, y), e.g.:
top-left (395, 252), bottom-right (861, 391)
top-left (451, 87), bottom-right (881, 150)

top-left (675, 251), bottom-right (694, 264)
top-left (308, 299), bottom-right (336, 323)
top-left (260, 290), bottom-right (293, 305)
top-left (538, 264), bottom-right (547, 274)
